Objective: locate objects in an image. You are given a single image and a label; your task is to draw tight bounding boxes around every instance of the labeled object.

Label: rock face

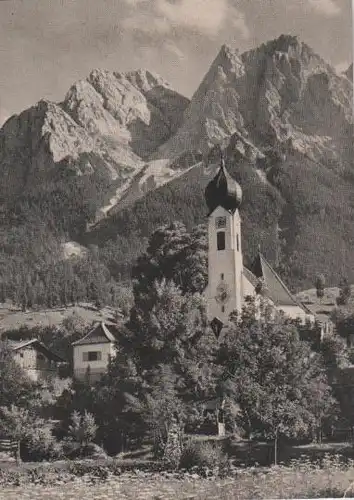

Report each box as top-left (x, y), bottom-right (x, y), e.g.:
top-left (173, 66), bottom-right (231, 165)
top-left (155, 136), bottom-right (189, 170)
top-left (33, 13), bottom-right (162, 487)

top-left (0, 35), bottom-right (352, 217)
top-left (158, 35), bottom-right (352, 166)
top-left (345, 63), bottom-right (353, 82)
top-left (63, 69), bottom-right (189, 159)
top-left (0, 69), bottom-right (189, 199)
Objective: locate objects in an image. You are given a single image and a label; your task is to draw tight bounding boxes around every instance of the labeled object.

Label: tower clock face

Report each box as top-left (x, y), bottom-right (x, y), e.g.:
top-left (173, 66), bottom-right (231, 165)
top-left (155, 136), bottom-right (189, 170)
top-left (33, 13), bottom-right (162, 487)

top-left (215, 282), bottom-right (230, 304)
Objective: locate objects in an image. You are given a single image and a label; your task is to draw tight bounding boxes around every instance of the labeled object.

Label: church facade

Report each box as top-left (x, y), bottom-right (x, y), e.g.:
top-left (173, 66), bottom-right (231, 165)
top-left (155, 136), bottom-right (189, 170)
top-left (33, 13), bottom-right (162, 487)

top-left (204, 157), bottom-right (315, 332)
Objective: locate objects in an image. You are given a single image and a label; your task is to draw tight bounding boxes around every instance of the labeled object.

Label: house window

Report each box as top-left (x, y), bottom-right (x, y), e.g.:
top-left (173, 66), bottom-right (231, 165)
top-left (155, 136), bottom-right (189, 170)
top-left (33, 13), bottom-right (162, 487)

top-left (217, 232), bottom-right (225, 251)
top-left (20, 353), bottom-right (24, 358)
top-left (215, 217), bottom-right (226, 229)
top-left (221, 306), bottom-right (225, 313)
top-left (83, 351), bottom-right (102, 362)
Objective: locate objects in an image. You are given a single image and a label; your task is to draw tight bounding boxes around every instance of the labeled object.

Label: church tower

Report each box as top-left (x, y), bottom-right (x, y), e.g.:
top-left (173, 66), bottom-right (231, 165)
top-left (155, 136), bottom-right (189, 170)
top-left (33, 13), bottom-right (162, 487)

top-left (204, 156), bottom-right (243, 333)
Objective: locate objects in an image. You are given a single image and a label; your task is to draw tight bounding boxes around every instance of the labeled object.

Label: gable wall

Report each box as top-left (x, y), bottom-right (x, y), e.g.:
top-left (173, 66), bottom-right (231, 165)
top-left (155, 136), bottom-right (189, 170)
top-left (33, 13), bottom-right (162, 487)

top-left (73, 342), bottom-right (117, 381)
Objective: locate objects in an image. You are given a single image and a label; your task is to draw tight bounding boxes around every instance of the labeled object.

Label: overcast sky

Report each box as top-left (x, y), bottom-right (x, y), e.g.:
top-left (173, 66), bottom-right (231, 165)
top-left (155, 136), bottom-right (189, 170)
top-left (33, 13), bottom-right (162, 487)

top-left (0, 0), bottom-right (352, 125)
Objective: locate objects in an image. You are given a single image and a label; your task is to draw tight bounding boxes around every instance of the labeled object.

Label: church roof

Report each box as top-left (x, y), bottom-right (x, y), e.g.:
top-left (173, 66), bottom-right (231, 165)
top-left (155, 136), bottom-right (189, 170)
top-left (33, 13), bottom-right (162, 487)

top-left (72, 322), bottom-right (117, 346)
top-left (204, 155), bottom-right (242, 215)
top-left (248, 253), bottom-right (307, 311)
top-left (243, 267), bottom-right (259, 288)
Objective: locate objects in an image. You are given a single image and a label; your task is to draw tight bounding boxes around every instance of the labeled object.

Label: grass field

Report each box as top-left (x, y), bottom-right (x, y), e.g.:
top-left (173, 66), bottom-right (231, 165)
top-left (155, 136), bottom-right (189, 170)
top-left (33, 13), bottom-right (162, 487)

top-left (296, 285), bottom-right (354, 316)
top-left (2, 460), bottom-right (354, 499)
top-left (0, 302), bottom-right (118, 332)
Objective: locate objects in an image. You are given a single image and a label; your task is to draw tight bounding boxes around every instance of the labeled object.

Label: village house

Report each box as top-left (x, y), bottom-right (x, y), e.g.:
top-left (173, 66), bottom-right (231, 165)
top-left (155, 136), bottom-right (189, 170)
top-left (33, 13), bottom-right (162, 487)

top-left (9, 338), bottom-right (64, 382)
top-left (72, 322), bottom-right (118, 382)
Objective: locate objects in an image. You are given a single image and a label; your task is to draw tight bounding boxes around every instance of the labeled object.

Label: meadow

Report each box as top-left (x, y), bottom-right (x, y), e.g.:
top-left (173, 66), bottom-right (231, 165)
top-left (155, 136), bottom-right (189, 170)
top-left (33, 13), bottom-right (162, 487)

top-left (1, 454), bottom-right (354, 499)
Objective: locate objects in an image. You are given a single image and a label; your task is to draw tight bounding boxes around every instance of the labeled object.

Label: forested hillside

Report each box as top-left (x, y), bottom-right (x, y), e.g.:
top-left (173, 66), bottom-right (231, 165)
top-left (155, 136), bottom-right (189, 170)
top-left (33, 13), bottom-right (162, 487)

top-left (0, 35), bottom-right (352, 309)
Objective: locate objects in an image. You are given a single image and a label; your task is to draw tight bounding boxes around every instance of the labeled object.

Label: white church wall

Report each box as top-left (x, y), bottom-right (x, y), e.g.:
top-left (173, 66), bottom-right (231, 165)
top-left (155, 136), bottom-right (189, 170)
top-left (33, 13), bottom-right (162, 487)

top-left (206, 205), bottom-right (244, 323)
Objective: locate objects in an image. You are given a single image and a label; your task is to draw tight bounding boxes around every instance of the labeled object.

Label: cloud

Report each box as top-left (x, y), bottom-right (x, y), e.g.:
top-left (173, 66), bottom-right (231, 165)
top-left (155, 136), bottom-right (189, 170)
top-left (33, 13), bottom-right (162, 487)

top-left (122, 0), bottom-right (249, 39)
top-left (163, 40), bottom-right (186, 60)
top-left (308, 0), bottom-right (341, 16)
top-left (155, 0), bottom-right (229, 36)
top-left (122, 12), bottom-right (171, 35)
top-left (121, 0), bottom-right (148, 6)
top-left (229, 6), bottom-right (250, 40)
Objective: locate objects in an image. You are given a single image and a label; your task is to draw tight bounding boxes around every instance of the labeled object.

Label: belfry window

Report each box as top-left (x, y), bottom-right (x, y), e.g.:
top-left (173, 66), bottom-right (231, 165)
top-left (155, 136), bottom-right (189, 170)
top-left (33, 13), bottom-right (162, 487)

top-left (217, 231), bottom-right (226, 251)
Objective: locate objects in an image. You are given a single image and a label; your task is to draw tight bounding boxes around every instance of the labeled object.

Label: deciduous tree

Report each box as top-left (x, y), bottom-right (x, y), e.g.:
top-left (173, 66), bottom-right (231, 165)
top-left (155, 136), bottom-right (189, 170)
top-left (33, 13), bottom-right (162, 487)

top-left (217, 306), bottom-right (336, 463)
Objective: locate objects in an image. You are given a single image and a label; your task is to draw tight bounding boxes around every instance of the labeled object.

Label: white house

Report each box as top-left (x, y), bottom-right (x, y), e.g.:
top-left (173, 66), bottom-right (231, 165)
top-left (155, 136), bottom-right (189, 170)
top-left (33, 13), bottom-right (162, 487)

top-left (204, 156), bottom-right (316, 335)
top-left (9, 338), bottom-right (64, 382)
top-left (72, 322), bottom-right (118, 382)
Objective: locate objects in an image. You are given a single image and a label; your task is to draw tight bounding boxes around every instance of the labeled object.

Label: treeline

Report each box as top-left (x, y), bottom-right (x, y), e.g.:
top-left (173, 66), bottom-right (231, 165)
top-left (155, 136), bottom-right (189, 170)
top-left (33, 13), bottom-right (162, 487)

top-left (1, 165), bottom-right (112, 239)
top-left (1, 143), bottom-right (354, 310)
top-left (0, 221), bottom-right (133, 312)
top-left (85, 146), bottom-right (354, 291)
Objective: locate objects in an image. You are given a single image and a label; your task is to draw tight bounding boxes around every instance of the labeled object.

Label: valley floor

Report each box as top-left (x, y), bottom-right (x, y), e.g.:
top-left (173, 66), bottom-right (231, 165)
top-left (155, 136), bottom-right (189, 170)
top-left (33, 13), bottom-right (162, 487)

top-left (2, 463), bottom-right (354, 499)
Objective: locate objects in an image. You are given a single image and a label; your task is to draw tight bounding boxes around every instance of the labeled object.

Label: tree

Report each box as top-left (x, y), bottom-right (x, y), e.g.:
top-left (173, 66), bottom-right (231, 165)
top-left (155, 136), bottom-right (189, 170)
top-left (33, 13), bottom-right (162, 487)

top-left (92, 354), bottom-right (146, 453)
top-left (337, 277), bottom-right (351, 306)
top-left (315, 274), bottom-right (326, 301)
top-left (0, 405), bottom-right (45, 463)
top-left (128, 279), bottom-right (209, 371)
top-left (131, 222), bottom-right (207, 302)
top-left (124, 365), bottom-right (188, 459)
top-left (217, 305), bottom-right (336, 464)
top-left (68, 410), bottom-right (97, 448)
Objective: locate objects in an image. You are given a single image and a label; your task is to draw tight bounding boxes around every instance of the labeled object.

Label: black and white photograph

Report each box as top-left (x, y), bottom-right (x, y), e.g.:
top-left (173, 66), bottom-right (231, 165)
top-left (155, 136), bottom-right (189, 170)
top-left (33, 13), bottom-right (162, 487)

top-left (0, 0), bottom-right (353, 498)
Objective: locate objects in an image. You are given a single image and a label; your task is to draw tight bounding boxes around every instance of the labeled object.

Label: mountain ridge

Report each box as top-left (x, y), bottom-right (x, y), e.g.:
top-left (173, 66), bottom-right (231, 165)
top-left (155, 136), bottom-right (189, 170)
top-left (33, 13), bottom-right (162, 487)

top-left (0, 34), bottom-right (353, 292)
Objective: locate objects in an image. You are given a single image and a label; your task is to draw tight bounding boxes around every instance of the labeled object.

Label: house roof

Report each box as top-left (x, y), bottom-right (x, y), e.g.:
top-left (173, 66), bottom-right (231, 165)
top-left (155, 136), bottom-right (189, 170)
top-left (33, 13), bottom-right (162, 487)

top-left (72, 322), bottom-right (117, 346)
top-left (248, 253), bottom-right (308, 312)
top-left (9, 339), bottom-right (65, 362)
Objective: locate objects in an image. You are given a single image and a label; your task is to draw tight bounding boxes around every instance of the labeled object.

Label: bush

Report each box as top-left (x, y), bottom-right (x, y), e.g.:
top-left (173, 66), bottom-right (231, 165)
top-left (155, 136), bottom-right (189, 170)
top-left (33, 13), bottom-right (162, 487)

top-left (21, 425), bottom-right (63, 462)
top-left (62, 440), bottom-right (107, 460)
top-left (179, 439), bottom-right (230, 476)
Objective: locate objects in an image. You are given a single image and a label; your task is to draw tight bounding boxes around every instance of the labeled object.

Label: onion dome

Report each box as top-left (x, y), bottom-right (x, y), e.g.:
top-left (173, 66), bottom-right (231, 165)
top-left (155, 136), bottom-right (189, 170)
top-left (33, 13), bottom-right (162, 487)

top-left (205, 156), bottom-right (242, 214)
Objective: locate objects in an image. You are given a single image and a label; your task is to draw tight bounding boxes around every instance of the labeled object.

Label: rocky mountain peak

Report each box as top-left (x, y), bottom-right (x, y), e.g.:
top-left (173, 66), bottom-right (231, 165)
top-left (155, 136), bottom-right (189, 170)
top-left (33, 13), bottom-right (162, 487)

top-left (123, 68), bottom-right (171, 93)
top-left (158, 34), bottom-right (352, 165)
top-left (345, 63), bottom-right (353, 82)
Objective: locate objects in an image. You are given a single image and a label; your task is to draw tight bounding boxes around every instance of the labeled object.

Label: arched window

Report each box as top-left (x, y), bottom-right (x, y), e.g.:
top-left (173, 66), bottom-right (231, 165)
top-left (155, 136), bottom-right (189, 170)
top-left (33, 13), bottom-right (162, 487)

top-left (217, 232), bottom-right (225, 251)
top-left (236, 234), bottom-right (240, 252)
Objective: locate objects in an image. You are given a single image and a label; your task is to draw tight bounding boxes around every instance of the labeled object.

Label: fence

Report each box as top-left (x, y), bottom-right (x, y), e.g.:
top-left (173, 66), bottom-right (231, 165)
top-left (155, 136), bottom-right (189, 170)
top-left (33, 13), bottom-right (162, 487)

top-left (0, 439), bottom-right (21, 464)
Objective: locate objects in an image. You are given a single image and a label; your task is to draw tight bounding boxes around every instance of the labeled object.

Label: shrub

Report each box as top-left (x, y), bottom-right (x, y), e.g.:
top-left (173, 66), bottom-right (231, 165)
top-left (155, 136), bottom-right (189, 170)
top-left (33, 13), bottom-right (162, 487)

top-left (62, 440), bottom-right (107, 460)
top-left (68, 462), bottom-right (110, 480)
top-left (21, 425), bottom-right (63, 462)
top-left (179, 439), bottom-right (230, 476)
top-left (68, 410), bottom-right (97, 447)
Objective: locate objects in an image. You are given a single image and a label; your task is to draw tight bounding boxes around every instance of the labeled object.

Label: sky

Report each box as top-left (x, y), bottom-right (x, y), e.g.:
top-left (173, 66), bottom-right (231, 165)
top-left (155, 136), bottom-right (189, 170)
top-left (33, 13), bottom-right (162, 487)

top-left (0, 0), bottom-right (352, 125)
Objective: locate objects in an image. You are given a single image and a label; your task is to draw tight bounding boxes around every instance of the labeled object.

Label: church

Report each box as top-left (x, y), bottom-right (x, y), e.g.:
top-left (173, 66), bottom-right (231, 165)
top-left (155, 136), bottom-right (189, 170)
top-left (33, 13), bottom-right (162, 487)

top-left (204, 156), bottom-right (315, 334)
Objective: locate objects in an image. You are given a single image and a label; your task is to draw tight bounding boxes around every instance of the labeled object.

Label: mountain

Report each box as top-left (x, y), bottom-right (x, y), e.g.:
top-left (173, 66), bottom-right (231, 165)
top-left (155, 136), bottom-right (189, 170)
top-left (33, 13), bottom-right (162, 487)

top-left (0, 69), bottom-right (189, 207)
top-left (85, 36), bottom-right (353, 289)
top-left (158, 35), bottom-right (352, 165)
top-left (345, 63), bottom-right (353, 82)
top-left (0, 34), bottom-right (353, 297)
